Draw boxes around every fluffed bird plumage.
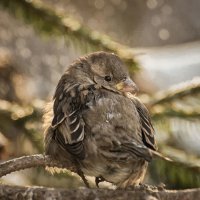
[43,51,167,188]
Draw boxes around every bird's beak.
[115,77,139,95]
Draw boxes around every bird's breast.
[82,91,141,142]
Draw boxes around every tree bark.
[0,184,200,200]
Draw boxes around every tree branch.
[0,154,74,178]
[1,153,200,190]
[152,107,200,119]
[0,184,200,200]
[149,77,200,106]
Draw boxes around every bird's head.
[69,51,138,95]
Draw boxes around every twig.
[0,154,74,177]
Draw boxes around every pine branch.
[0,99,43,152]
[159,146,200,173]
[152,107,200,120]
[150,156,200,189]
[0,100,42,123]
[149,78,200,106]
[0,0,139,72]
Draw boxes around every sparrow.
[43,51,159,188]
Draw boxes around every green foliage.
[0,0,139,72]
[149,158,200,189]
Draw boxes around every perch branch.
[0,184,200,200]
[1,153,200,187]
[0,154,74,178]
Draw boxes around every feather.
[132,98,157,151]
[50,75,96,160]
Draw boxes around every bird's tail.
[150,149,172,162]
[118,142,172,162]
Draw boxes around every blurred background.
[0,0,200,189]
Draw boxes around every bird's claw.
[95,176,105,188]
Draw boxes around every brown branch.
[0,184,200,200]
[0,155,200,199]
[0,154,74,178]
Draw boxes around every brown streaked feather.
[110,141,153,162]
[120,142,152,162]
[50,75,96,160]
[132,98,157,151]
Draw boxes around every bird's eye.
[104,75,112,82]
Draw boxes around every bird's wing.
[108,98,158,161]
[117,98,169,162]
[131,98,157,151]
[51,74,95,160]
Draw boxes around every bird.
[43,51,162,188]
